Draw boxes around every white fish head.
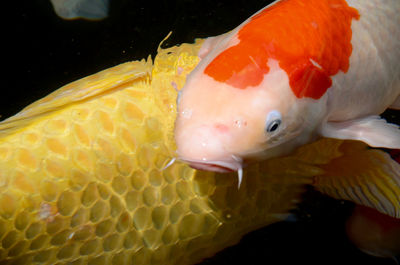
[174,59,316,173]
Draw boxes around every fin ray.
[0,59,151,136]
[313,142,400,218]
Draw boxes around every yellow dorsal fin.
[0,58,152,136]
[313,140,400,218]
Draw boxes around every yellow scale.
[0,40,398,264]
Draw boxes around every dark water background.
[4,0,399,264]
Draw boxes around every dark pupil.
[269,121,279,132]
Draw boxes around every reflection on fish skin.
[50,0,109,20]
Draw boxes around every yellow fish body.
[0,41,309,264]
[0,39,399,264]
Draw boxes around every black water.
[5,1,399,264]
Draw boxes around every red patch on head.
[214,123,230,133]
[204,0,360,99]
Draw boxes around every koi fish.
[174,0,400,184]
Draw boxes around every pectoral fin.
[320,116,400,149]
[313,140,400,218]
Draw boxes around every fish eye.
[265,110,282,133]
[266,119,281,132]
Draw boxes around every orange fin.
[313,141,400,218]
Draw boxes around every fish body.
[175,0,400,173]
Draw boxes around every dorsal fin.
[0,58,152,136]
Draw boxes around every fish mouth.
[188,162,235,173]
[179,158,242,173]
[180,157,244,188]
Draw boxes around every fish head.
[174,58,313,173]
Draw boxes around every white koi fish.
[174,0,400,181]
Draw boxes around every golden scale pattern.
[0,41,306,265]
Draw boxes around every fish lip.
[179,159,241,173]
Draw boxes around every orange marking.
[204,0,360,99]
